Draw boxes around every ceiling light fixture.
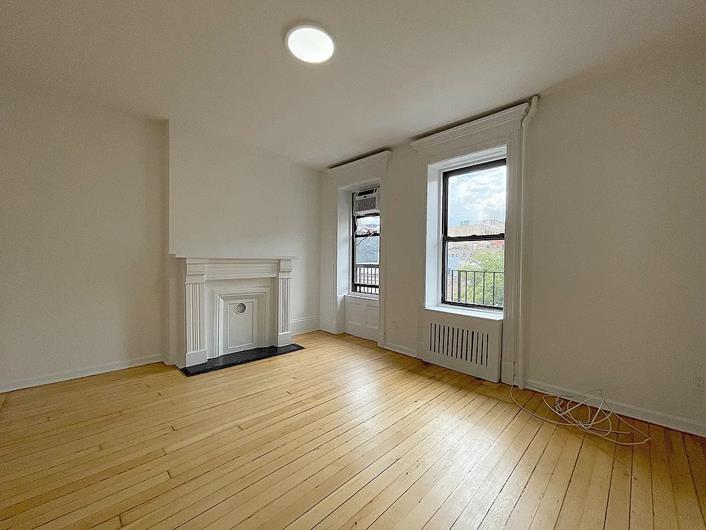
[285,24,335,64]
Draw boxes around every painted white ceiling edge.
[1,0,705,169]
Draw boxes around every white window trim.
[428,303,504,320]
[324,150,390,346]
[411,99,538,386]
[423,145,507,314]
[345,292,379,301]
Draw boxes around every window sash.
[441,158,506,309]
[351,206,380,295]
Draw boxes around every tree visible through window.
[442,159,506,309]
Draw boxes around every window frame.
[441,157,507,310]
[351,198,380,296]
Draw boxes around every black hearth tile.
[180,343,304,376]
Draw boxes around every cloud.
[447,166,506,224]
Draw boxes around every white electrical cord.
[510,385,650,446]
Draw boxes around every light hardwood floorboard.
[0,332,704,529]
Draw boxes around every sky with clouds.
[447,165,506,228]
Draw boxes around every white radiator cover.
[421,309,503,382]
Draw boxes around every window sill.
[425,304,503,321]
[346,293,379,301]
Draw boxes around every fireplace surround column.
[277,258,293,347]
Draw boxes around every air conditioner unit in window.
[353,187,379,216]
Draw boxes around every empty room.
[1,1,705,528]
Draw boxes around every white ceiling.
[2,1,704,168]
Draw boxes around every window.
[442,159,506,309]
[351,189,380,295]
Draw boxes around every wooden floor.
[1,333,705,529]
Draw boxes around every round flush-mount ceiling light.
[285,24,335,64]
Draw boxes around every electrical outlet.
[695,375,705,393]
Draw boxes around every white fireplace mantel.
[183,257,293,367]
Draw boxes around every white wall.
[523,42,706,433]
[168,123,320,334]
[318,174,338,333]
[378,144,427,353]
[320,38,706,434]
[0,86,168,391]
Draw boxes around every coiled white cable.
[510,385,650,446]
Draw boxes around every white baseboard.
[382,342,420,359]
[291,315,320,335]
[0,355,164,393]
[525,378,706,438]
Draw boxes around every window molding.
[323,150,390,346]
[411,99,537,386]
[417,144,509,316]
[410,104,531,161]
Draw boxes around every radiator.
[421,309,503,382]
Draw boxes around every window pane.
[354,235,379,265]
[446,163,506,237]
[355,215,380,236]
[352,211,380,295]
[353,235,379,294]
[445,240,504,308]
